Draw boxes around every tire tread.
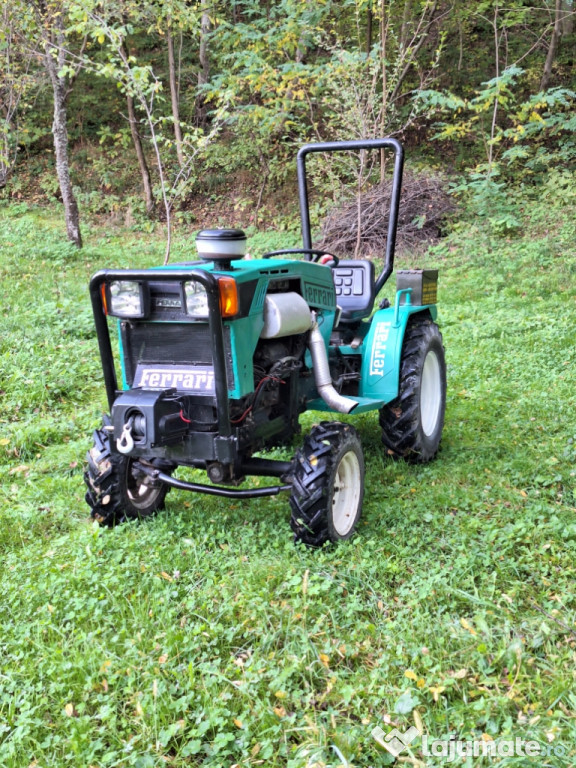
[84,419,172,525]
[289,421,364,547]
[379,316,446,463]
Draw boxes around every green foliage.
[419,68,576,181]
[501,88,576,173]
[3,0,575,245]
[201,1,333,189]
[1,186,576,765]
[448,175,522,235]
[0,3,46,182]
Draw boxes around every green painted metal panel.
[359,303,436,401]
[118,319,129,390]
[226,315,265,398]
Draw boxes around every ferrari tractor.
[85,139,446,546]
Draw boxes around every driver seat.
[332,260,375,323]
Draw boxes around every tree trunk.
[366,7,373,54]
[199,10,210,82]
[488,4,500,168]
[295,0,312,63]
[295,36,306,63]
[560,0,573,36]
[0,9,18,189]
[126,92,155,215]
[166,28,184,166]
[389,1,438,103]
[197,6,211,124]
[43,38,82,247]
[400,0,413,52]
[119,39,154,213]
[380,0,388,182]
[541,0,562,90]
[0,112,12,188]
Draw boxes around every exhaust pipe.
[308,316,358,414]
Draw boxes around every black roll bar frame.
[296,138,404,296]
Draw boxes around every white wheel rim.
[420,349,442,437]
[127,462,162,510]
[128,483,160,507]
[332,450,362,536]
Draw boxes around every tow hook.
[117,417,135,454]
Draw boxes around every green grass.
[1,196,576,767]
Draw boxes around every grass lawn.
[1,191,576,767]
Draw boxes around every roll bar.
[296,138,404,295]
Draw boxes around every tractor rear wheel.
[379,316,446,463]
[289,422,365,547]
[84,417,174,526]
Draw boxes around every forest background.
[1,0,575,252]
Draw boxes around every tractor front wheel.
[379,316,446,463]
[289,422,365,547]
[84,418,174,526]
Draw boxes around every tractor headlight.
[107,281,147,318]
[183,281,209,318]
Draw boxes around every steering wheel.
[261,248,339,266]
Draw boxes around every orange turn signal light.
[100,283,109,315]
[218,277,238,318]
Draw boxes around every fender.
[359,303,437,401]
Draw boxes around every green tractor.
[85,139,446,546]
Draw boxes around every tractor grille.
[121,321,234,388]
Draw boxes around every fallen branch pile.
[315,171,454,258]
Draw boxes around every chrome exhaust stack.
[308,315,358,414]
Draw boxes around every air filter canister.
[260,292,313,339]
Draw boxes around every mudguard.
[359,303,437,402]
